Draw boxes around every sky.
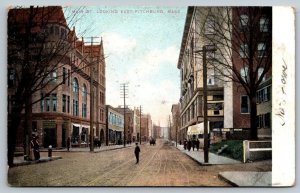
[64,6,187,126]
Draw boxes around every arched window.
[73,78,79,116]
[82,84,87,118]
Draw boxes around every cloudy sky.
[65,6,187,126]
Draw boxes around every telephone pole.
[120,83,128,147]
[195,45,216,163]
[85,36,100,152]
[139,105,142,145]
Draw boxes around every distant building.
[106,105,124,145]
[171,104,180,142]
[115,107,134,143]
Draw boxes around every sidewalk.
[175,143,241,165]
[12,143,136,167]
[40,143,135,153]
[218,171,272,186]
[173,142,272,186]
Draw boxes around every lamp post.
[195,45,216,163]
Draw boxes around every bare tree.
[7,6,104,167]
[193,7,272,139]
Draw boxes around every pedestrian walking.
[67,137,71,151]
[192,139,195,151]
[183,139,187,150]
[196,139,200,151]
[187,140,192,151]
[134,142,140,164]
[30,136,40,160]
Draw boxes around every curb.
[174,146,213,166]
[12,156,62,168]
[218,173,239,187]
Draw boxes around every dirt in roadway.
[7,140,271,187]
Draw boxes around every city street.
[7,139,270,187]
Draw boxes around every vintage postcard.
[5,4,295,188]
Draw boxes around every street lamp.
[195,45,216,163]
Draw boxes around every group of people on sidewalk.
[182,139,200,151]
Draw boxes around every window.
[241,96,250,113]
[82,84,87,118]
[207,67,215,86]
[240,44,249,58]
[67,69,71,86]
[46,96,50,112]
[73,78,79,116]
[62,67,66,84]
[257,113,271,128]
[257,86,271,103]
[52,94,57,112]
[100,109,104,122]
[258,67,265,81]
[240,67,249,82]
[62,95,66,112]
[257,43,266,57]
[52,71,57,82]
[260,17,269,32]
[73,78,79,93]
[67,96,70,113]
[239,14,249,30]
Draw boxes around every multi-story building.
[133,107,141,142]
[152,124,161,139]
[105,105,124,145]
[116,107,134,143]
[171,104,180,142]
[177,7,226,142]
[140,114,152,141]
[231,7,272,139]
[7,6,106,149]
[177,7,272,141]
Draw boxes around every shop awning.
[187,122,210,135]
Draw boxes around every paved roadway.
[8,139,231,186]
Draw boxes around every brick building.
[171,104,180,142]
[7,6,106,149]
[115,107,134,143]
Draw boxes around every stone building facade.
[177,7,272,141]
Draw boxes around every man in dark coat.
[67,137,71,151]
[134,143,141,164]
[30,136,40,160]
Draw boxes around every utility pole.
[86,36,100,152]
[203,46,208,163]
[169,115,171,141]
[120,83,128,147]
[139,105,142,145]
[195,45,216,163]
[176,111,178,147]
